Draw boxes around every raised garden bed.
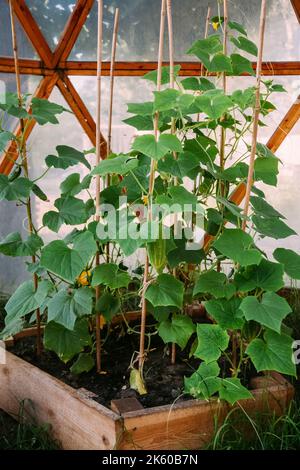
[0,331,294,450]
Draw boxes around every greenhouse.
[0,0,300,453]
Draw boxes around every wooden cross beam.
[0,0,106,176]
[291,0,300,22]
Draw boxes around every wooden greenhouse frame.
[0,0,299,450]
[0,0,300,181]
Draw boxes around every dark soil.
[9,321,257,410]
[10,328,200,409]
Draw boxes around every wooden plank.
[0,343,293,450]
[0,351,122,450]
[0,57,52,75]
[52,0,94,66]
[291,0,300,22]
[1,58,300,77]
[13,0,53,67]
[268,95,300,152]
[120,375,294,450]
[56,73,107,155]
[63,61,300,76]
[0,74,58,175]
[111,398,143,415]
[203,96,300,251]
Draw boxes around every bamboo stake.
[242,0,267,230]
[197,7,211,123]
[9,0,42,356]
[105,7,120,263]
[95,0,103,373]
[200,7,211,77]
[139,0,166,370]
[219,0,228,173]
[107,8,120,162]
[166,0,177,365]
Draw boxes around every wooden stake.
[95,0,103,373]
[107,8,120,160]
[200,7,211,77]
[242,0,267,230]
[9,0,42,356]
[220,0,228,173]
[139,0,166,370]
[105,8,119,263]
[167,0,177,365]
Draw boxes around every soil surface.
[9,321,256,410]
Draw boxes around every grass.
[206,401,300,450]
[0,402,59,450]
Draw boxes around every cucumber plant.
[0,18,299,404]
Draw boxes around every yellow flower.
[142,195,149,205]
[99,315,106,330]
[212,21,220,31]
[77,270,91,286]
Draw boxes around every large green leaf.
[231,87,255,111]
[92,154,138,176]
[40,232,97,282]
[60,173,91,196]
[214,229,262,266]
[153,89,194,113]
[96,292,120,322]
[47,287,93,330]
[240,292,291,333]
[209,53,233,73]
[194,90,232,120]
[184,361,221,399]
[167,238,205,269]
[0,175,32,201]
[142,65,181,85]
[156,185,197,212]
[0,131,15,152]
[158,314,195,350]
[127,101,154,115]
[4,280,52,324]
[273,248,300,280]
[44,318,91,363]
[123,114,154,131]
[145,274,184,308]
[42,211,64,232]
[70,353,95,375]
[205,298,244,329]
[31,98,67,125]
[219,378,253,404]
[253,215,296,239]
[54,196,90,225]
[194,324,229,363]
[193,270,236,300]
[91,263,131,289]
[231,54,254,75]
[235,259,284,292]
[132,134,182,160]
[46,145,91,170]
[250,196,284,219]
[187,35,222,67]
[0,232,43,257]
[228,21,247,36]
[254,155,279,186]
[230,36,258,56]
[246,329,296,376]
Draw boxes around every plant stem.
[139,0,166,371]
[9,0,42,355]
[95,0,103,373]
[242,0,267,230]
